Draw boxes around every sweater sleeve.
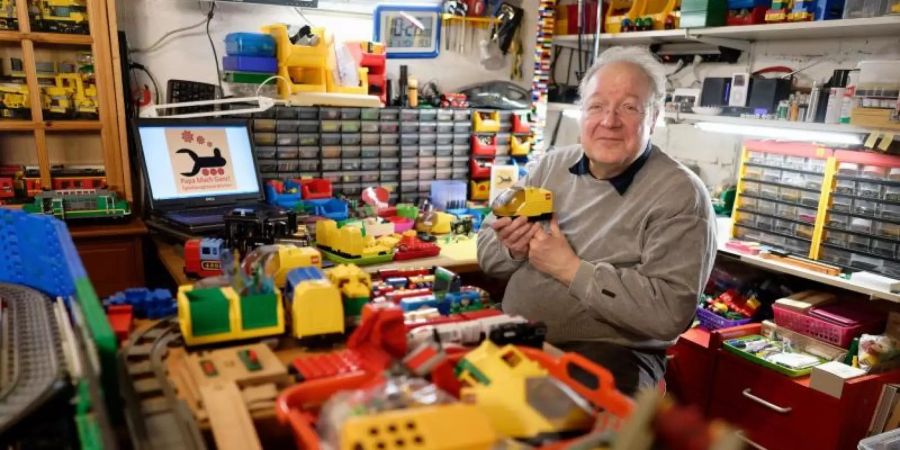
[567,212,717,342]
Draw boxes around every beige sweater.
[477,145,717,350]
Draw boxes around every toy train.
[0,0,17,30]
[23,188,130,221]
[31,0,89,34]
[491,186,554,221]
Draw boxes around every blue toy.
[104,287,176,319]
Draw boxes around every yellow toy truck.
[0,83,31,119]
[33,0,89,34]
[0,0,17,30]
[491,186,554,221]
[326,263,372,320]
[43,73,98,118]
[285,266,344,340]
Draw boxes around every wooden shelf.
[43,120,103,131]
[0,30,92,45]
[0,120,37,131]
[553,16,900,48]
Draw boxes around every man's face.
[579,62,659,170]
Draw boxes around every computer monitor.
[134,119,263,210]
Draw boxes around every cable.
[205,2,223,98]
[293,7,314,26]
[128,17,208,54]
[255,75,291,98]
[130,63,160,105]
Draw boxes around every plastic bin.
[756,199,776,215]
[278,160,299,172]
[858,181,883,199]
[340,108,361,120]
[361,121,379,133]
[872,238,896,257]
[360,170,379,183]
[380,109,399,121]
[419,145,436,157]
[380,145,399,158]
[419,157,436,169]
[341,146,361,158]
[435,156,453,168]
[342,134,361,145]
[380,171,398,182]
[277,147,299,160]
[420,134,437,145]
[832,196,852,213]
[361,134,380,145]
[400,134,419,145]
[850,252,885,271]
[850,217,874,233]
[828,212,849,229]
[882,204,900,220]
[321,145,341,158]
[400,108,419,122]
[855,199,879,216]
[361,159,380,171]
[381,134,399,145]
[276,120,299,133]
[277,134,299,146]
[341,121,361,133]
[320,107,341,120]
[321,159,341,171]
[848,235,871,252]
[342,158,362,171]
[381,157,399,170]
[697,307,752,331]
[737,212,756,226]
[800,191,820,207]
[760,184,779,199]
[254,119,276,131]
[876,221,900,238]
[776,203,798,219]
[795,224,814,239]
[436,122,454,133]
[225,32,276,57]
[401,145,418,158]
[258,159,277,172]
[773,303,884,348]
[255,133,277,146]
[798,207,817,224]
[256,146,276,159]
[299,160,319,172]
[380,121,399,133]
[361,146,379,158]
[835,179,856,195]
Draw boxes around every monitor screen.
[137,123,261,203]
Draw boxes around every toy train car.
[32,0,89,34]
[315,219,391,260]
[183,238,227,278]
[491,186,553,221]
[23,188,130,221]
[51,175,106,190]
[0,177,14,198]
[285,266,344,339]
[176,285,285,346]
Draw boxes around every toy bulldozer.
[491,186,553,221]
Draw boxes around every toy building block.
[184,238,227,278]
[106,304,134,344]
[510,135,532,156]
[301,178,333,199]
[104,287,176,319]
[286,266,345,339]
[176,285,285,346]
[471,134,497,157]
[200,382,263,450]
[680,0,728,27]
[470,180,491,201]
[394,233,441,261]
[340,404,498,450]
[326,263,372,319]
[267,246,322,288]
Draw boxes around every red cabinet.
[666,327,714,411]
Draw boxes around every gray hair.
[578,46,667,109]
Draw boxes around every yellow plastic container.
[510,135,532,156]
[642,0,681,29]
[262,23,329,96]
[473,110,501,133]
[605,0,643,33]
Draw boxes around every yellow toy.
[0,0,17,30]
[456,341,594,439]
[0,83,30,119]
[605,0,641,33]
[326,263,371,318]
[43,73,98,118]
[339,404,498,450]
[176,285,285,346]
[491,186,554,221]
[316,220,392,259]
[34,0,89,34]
[470,180,490,201]
[416,211,454,235]
[265,245,321,288]
[286,266,344,339]
[473,110,500,133]
[510,135,532,156]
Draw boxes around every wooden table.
[153,235,480,287]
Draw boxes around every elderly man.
[477,47,717,396]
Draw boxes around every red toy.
[106,304,134,344]
[377,267,430,279]
[301,178,333,200]
[440,93,468,108]
[512,113,531,134]
[0,177,14,198]
[52,176,106,190]
[183,238,227,278]
[393,234,440,261]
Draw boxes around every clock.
[373,4,442,59]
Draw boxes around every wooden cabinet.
[70,218,147,298]
[665,327,714,411]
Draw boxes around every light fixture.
[694,121,863,146]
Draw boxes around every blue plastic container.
[222,55,278,74]
[225,32,276,57]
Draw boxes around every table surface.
[154,235,480,287]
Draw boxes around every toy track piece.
[0,283,67,435]
[119,318,206,450]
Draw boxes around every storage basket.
[697,307,752,330]
[772,303,881,348]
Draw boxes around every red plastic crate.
[773,303,883,348]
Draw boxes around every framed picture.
[373,4,442,59]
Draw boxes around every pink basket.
[697,307,752,330]
[772,304,883,348]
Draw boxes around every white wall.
[118,0,537,100]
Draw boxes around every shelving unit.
[664,112,871,134]
[0,0,130,201]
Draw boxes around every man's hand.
[529,215,580,285]
[492,215,542,260]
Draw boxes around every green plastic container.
[723,334,824,377]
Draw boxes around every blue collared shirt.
[567,144,652,195]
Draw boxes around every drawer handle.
[742,388,792,414]
[736,430,768,450]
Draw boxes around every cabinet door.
[75,237,144,298]
[708,351,841,450]
[666,338,713,411]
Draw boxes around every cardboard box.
[810,361,867,399]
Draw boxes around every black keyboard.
[167,79,218,114]
[169,206,236,218]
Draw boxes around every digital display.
[374,5,441,59]
[386,15,436,49]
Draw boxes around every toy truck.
[0,83,31,119]
[23,188,131,220]
[285,266,344,340]
[491,186,553,221]
[176,285,285,346]
[32,0,89,34]
[42,73,98,118]
[0,0,17,30]
[325,263,372,321]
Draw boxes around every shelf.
[830,210,900,226]
[665,112,871,134]
[0,30,92,45]
[824,225,900,245]
[742,177,821,193]
[734,222,813,244]
[835,174,900,188]
[0,120,36,131]
[744,162,824,177]
[740,192,817,209]
[555,29,686,48]
[43,120,103,131]
[832,192,900,208]
[736,208,815,226]
[821,242,900,264]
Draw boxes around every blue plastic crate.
[222,55,277,74]
[225,32,276,57]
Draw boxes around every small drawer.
[380,171,398,182]
[419,109,437,121]
[857,182,882,199]
[763,233,786,247]
[452,133,469,145]
[341,108,361,120]
[419,122,438,133]
[296,120,318,133]
[795,224,814,239]
[436,133,454,145]
[435,156,453,168]
[343,183,363,195]
[451,167,468,179]
[433,168,451,180]
[321,171,341,183]
[380,145,399,158]
[419,170,436,182]
[277,147,299,159]
[452,144,469,156]
[872,238,896,258]
[784,237,810,254]
[419,181,434,192]
[821,247,852,266]
[780,171,803,187]
[855,199,879,216]
[454,122,472,133]
[381,157,399,170]
[760,184,778,199]
[254,119,276,131]
[320,133,341,146]
[837,162,860,176]
[258,159,277,172]
[419,134,437,145]
[806,158,826,173]
[496,133,511,145]
[831,196,852,213]
[361,133,380,145]
[401,145,418,158]
[744,166,763,180]
[835,179,856,195]
[779,187,801,203]
[891,168,900,182]
[381,134,400,145]
[828,212,849,229]
[361,121,379,133]
[276,120,300,132]
[419,145,436,157]
[400,134,419,145]
[736,212,756,226]
[437,109,454,122]
[299,160,319,172]
[451,157,468,168]
[803,174,823,190]
[747,151,766,163]
[275,106,296,119]
[495,144,510,156]
[848,235,871,252]
[341,120,361,133]
[320,107,341,120]
[861,165,888,179]
[400,184,417,194]
[739,196,757,209]
[453,109,471,122]
[401,159,418,169]
[361,159,380,171]
[849,217,874,233]
[361,146,380,158]
[401,168,418,181]
[419,157,436,169]
[277,134,300,146]
[762,168,781,182]
[825,230,848,246]
[783,156,805,170]
[400,122,419,133]
[278,160,300,172]
[850,253,884,272]
[886,261,900,278]
[342,133,361,145]
[797,207,817,224]
[321,145,341,158]
[342,158,362,171]
[774,219,794,234]
[342,146,362,158]
[342,172,361,183]
[380,121,399,133]
[764,152,784,166]
[734,225,762,242]
[436,122,454,133]
[254,107,276,119]
[254,132,277,145]
[776,203,798,219]
[435,145,453,157]
[360,170,379,183]
[361,108,380,121]
[380,109,400,121]
[800,191,819,207]
[296,107,318,119]
[756,216,774,231]
[742,181,759,195]
[882,204,900,220]
[885,187,900,202]
[321,159,341,171]
[256,146,276,159]
[876,221,900,239]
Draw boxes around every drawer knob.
[742,388,792,414]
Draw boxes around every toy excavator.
[491,186,554,221]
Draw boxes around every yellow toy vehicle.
[325,263,371,319]
[43,73,98,118]
[286,266,344,340]
[33,0,89,34]
[0,0,17,30]
[265,245,321,288]
[0,83,31,119]
[491,186,554,221]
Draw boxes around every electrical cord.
[294,7,314,26]
[128,17,208,54]
[130,63,160,105]
[205,2,223,98]
[255,75,291,98]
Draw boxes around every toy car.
[491,186,553,221]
